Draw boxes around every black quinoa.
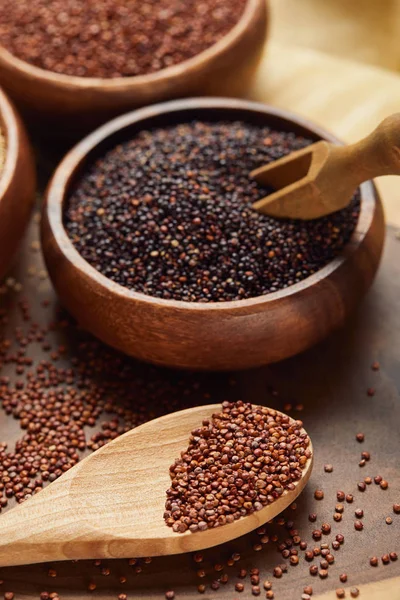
[65,121,360,302]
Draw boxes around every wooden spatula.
[252,114,400,219]
[0,404,313,567]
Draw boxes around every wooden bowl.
[0,87,36,280]
[41,98,385,371]
[0,0,268,134]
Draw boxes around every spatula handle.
[347,113,400,181]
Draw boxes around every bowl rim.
[45,96,377,313]
[0,0,263,89]
[0,87,19,200]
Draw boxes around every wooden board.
[0,210,399,597]
[271,0,400,72]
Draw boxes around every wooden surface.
[0,0,267,133]
[272,0,400,72]
[1,208,400,597]
[0,404,312,566]
[247,42,400,227]
[253,114,400,219]
[41,98,384,371]
[0,87,36,279]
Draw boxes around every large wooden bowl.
[41,98,385,371]
[0,0,268,134]
[0,87,36,280]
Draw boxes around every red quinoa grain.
[0,0,247,78]
[165,401,311,533]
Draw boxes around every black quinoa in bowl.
[64,120,360,303]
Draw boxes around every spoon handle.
[0,469,84,567]
[339,113,400,183]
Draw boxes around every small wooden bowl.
[0,0,268,134]
[0,87,36,280]
[41,98,385,371]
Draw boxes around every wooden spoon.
[0,404,313,567]
[252,113,400,219]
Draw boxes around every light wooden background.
[245,0,400,226]
[247,4,400,596]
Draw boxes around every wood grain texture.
[315,576,400,599]
[0,0,268,134]
[0,87,36,280]
[0,404,312,567]
[41,98,385,371]
[0,216,400,598]
[252,114,400,219]
[271,0,400,72]
[246,42,400,227]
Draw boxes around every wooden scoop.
[252,113,400,219]
[0,404,313,567]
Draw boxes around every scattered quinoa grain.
[336,534,345,544]
[303,586,313,595]
[235,583,245,592]
[319,569,328,579]
[263,581,272,591]
[309,513,317,522]
[321,523,331,534]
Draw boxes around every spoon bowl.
[0,404,313,566]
